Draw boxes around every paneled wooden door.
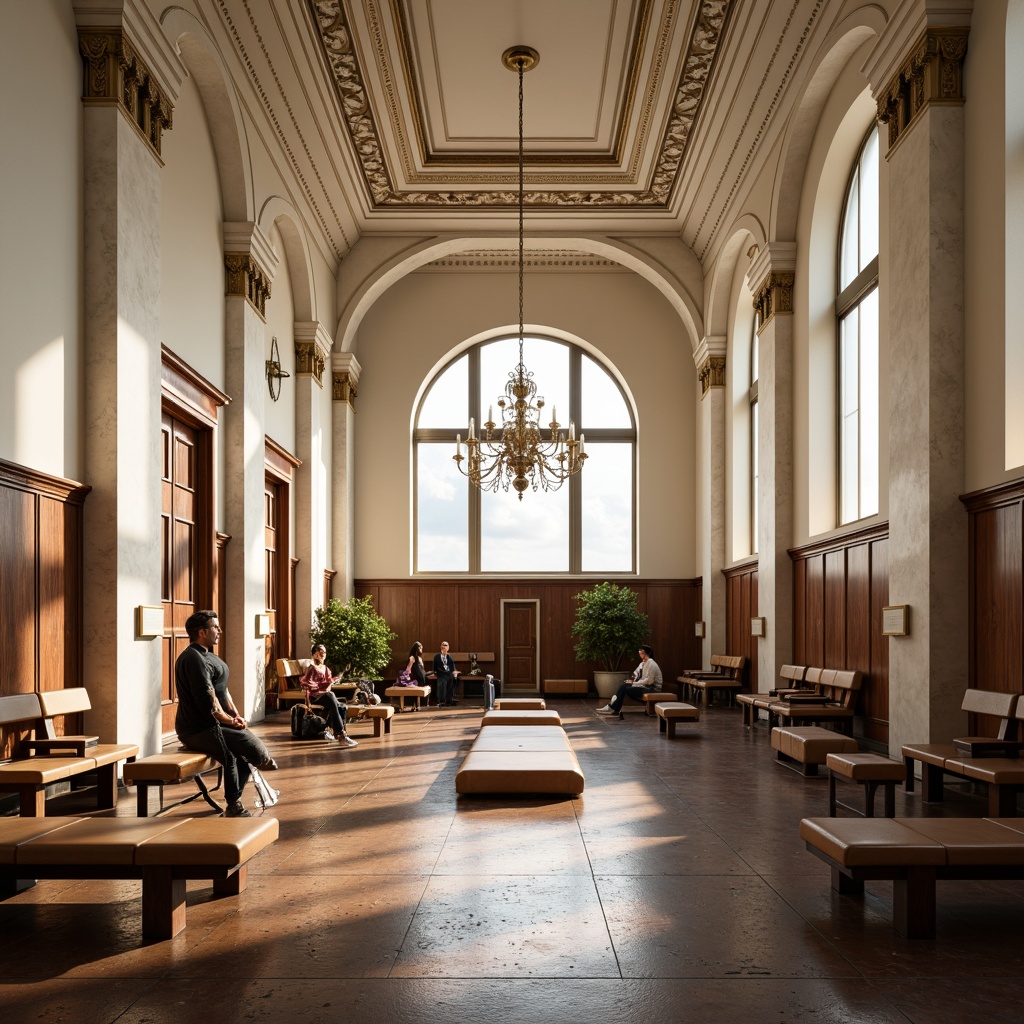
[264,474,290,683]
[160,413,212,735]
[503,601,538,692]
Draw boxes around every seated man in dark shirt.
[175,609,277,817]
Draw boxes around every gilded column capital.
[331,352,361,409]
[698,356,727,396]
[752,273,794,332]
[876,27,969,152]
[295,341,328,388]
[224,254,271,320]
[78,27,173,157]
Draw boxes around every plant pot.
[594,671,624,699]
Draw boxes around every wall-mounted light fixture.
[266,336,290,401]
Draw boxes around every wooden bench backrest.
[724,655,746,680]
[779,665,807,685]
[0,692,44,727]
[803,667,823,687]
[818,669,863,709]
[36,688,91,717]
[962,689,1020,740]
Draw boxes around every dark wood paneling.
[355,578,702,687]
[0,459,89,757]
[723,562,758,692]
[962,480,1024,699]
[790,522,890,745]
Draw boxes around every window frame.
[749,312,759,555]
[412,334,637,575]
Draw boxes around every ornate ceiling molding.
[307,0,734,210]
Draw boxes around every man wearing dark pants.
[596,645,663,716]
[175,610,277,817]
[433,641,460,707]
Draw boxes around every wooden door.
[503,601,537,692]
[161,413,207,735]
[264,477,281,680]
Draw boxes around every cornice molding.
[307,0,735,210]
[876,27,969,153]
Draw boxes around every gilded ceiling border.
[307,0,734,210]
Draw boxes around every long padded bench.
[0,690,138,816]
[903,691,1023,814]
[456,724,584,796]
[0,815,279,939]
[480,709,561,727]
[801,815,1024,938]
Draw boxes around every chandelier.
[453,46,586,500]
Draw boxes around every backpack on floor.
[290,703,327,740]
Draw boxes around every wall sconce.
[694,621,706,638]
[266,336,290,401]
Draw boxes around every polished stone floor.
[2,699,1023,1024]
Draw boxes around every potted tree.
[571,582,651,698]
[309,596,396,682]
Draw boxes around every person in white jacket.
[596,645,663,715]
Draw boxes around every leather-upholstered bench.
[0,815,279,940]
[655,701,700,738]
[493,698,546,710]
[347,703,395,736]
[456,725,584,796]
[480,709,561,727]
[123,751,223,817]
[771,725,858,775]
[640,685,678,716]
[826,752,906,817]
[801,815,1024,938]
[384,685,431,711]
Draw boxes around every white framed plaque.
[882,605,909,636]
[751,616,765,637]
[136,605,163,638]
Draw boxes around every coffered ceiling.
[207,1,837,262]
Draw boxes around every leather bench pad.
[135,817,279,866]
[480,710,561,727]
[825,753,906,781]
[0,757,95,785]
[0,818,81,863]
[14,818,183,866]
[471,726,572,752]
[456,750,584,795]
[800,817,946,867]
[123,753,216,784]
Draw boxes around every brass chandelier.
[453,46,586,500]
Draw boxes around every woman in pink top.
[300,645,358,747]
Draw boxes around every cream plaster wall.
[0,0,83,478]
[264,221,297,459]
[726,257,756,564]
[351,267,697,579]
[964,0,1021,485]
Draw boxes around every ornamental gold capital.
[224,253,271,319]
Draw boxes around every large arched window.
[414,335,636,574]
[749,312,759,554]
[837,127,880,525]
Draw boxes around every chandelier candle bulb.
[469,418,475,440]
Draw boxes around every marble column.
[293,322,332,653]
[747,244,797,690]
[77,2,182,754]
[867,13,972,753]
[694,338,727,671]
[222,222,278,721]
[331,353,361,599]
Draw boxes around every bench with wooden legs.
[736,664,811,727]
[826,752,907,817]
[903,691,1023,813]
[274,658,357,709]
[384,685,431,711]
[655,701,700,738]
[346,703,395,736]
[0,815,278,940]
[123,750,225,817]
[0,690,138,816]
[801,815,1024,938]
[766,669,863,736]
[677,655,747,707]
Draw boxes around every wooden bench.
[655,701,700,738]
[480,710,561,727]
[801,815,1024,938]
[770,725,858,775]
[456,725,585,796]
[122,750,224,817]
[0,690,139,816]
[736,664,810,727]
[766,669,863,735]
[903,691,1022,813]
[826,752,907,817]
[0,815,278,939]
[346,703,395,736]
[494,698,546,710]
[384,685,431,711]
[677,655,746,707]
[640,680,679,716]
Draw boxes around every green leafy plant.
[309,596,396,680]
[571,582,650,672]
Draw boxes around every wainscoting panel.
[723,562,758,693]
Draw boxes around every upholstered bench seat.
[384,685,431,711]
[493,698,546,710]
[771,726,858,775]
[480,710,561,727]
[471,725,570,751]
[456,724,584,796]
[346,703,395,736]
[801,815,1024,938]
[826,752,906,817]
[654,702,700,738]
[0,815,279,939]
[641,691,677,716]
[123,751,222,817]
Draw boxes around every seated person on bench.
[175,610,278,818]
[301,644,358,747]
[597,645,663,716]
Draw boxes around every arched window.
[414,335,636,574]
[749,312,759,554]
[837,127,880,525]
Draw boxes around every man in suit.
[433,641,460,707]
